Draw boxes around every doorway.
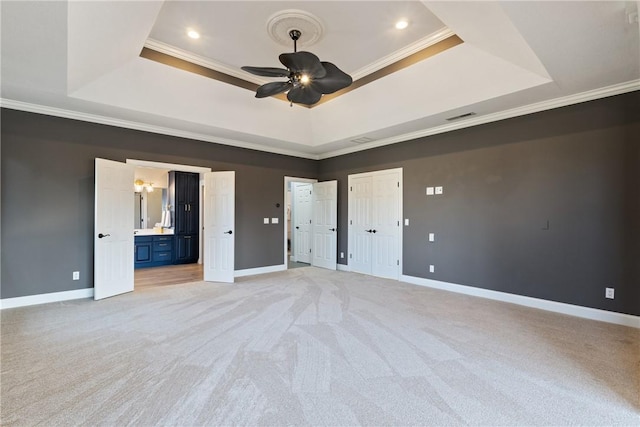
[283,176,338,271]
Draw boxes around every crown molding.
[144,38,266,85]
[318,79,640,159]
[0,99,320,160]
[2,80,638,162]
[351,27,455,81]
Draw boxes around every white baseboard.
[0,288,94,310]
[400,275,640,329]
[235,264,286,278]
[337,264,350,272]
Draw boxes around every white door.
[292,182,312,263]
[348,168,402,279]
[371,171,401,279]
[204,171,235,283]
[94,158,134,300]
[311,180,337,270]
[349,175,372,275]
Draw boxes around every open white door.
[204,171,235,283]
[311,181,337,270]
[292,182,312,263]
[94,158,134,300]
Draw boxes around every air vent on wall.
[351,136,376,144]
[446,112,476,121]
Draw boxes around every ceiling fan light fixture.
[187,29,200,39]
[241,28,352,106]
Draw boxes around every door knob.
[372,229,377,233]
[224,230,233,234]
[295,226,300,229]
[330,228,336,232]
[98,233,110,239]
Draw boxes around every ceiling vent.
[351,137,376,144]
[446,112,476,121]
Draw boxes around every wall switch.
[435,186,443,195]
[271,217,279,224]
[263,218,269,224]
[605,287,615,299]
[429,265,435,273]
[428,233,435,242]
[404,219,409,226]
[73,271,80,281]
[340,252,345,259]
[426,187,435,196]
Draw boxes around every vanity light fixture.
[134,179,154,192]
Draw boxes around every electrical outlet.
[429,265,435,273]
[73,271,80,281]
[428,233,435,242]
[605,287,615,299]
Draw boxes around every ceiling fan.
[241,29,352,106]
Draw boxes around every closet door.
[371,171,401,279]
[348,168,402,279]
[311,180,338,270]
[348,175,372,274]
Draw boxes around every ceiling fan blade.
[255,81,293,98]
[311,62,353,94]
[287,86,322,105]
[279,52,326,78]
[241,66,290,78]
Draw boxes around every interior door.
[204,171,235,283]
[371,171,401,279]
[292,182,312,263]
[94,158,134,300]
[311,180,338,270]
[348,175,372,274]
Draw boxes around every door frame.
[283,176,317,268]
[126,159,212,267]
[347,167,403,279]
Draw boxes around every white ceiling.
[1,1,639,160]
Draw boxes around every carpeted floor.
[1,267,638,425]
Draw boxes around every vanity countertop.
[134,228,174,236]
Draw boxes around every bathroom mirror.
[134,188,167,229]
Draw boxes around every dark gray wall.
[1,109,317,299]
[319,92,640,316]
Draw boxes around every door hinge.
[350,220,352,225]
[309,219,312,224]
[397,182,400,188]
[350,253,352,259]
[350,186,353,191]
[397,260,399,266]
[397,220,399,226]
[309,249,312,253]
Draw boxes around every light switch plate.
[72,271,80,281]
[429,265,435,273]
[605,287,615,299]
[340,252,345,259]
[271,217,279,224]
[426,187,435,196]
[404,219,409,226]
[429,233,435,242]
[263,218,269,224]
[435,186,443,195]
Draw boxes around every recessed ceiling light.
[395,20,409,30]
[187,29,200,39]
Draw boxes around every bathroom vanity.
[134,229,175,268]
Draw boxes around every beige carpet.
[1,267,638,426]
